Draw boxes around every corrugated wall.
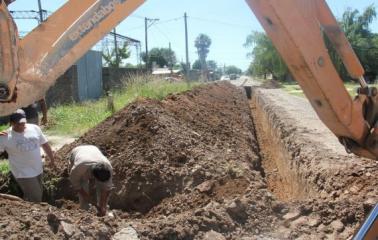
[76,51,103,102]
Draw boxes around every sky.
[7,0,378,71]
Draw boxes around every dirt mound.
[0,198,128,239]
[0,81,375,239]
[46,81,279,239]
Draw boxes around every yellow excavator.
[0,0,377,237]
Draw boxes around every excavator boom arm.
[0,0,145,115]
[246,0,378,159]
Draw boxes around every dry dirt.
[0,81,376,240]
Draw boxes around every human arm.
[41,142,56,169]
[97,190,111,216]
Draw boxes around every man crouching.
[69,145,113,216]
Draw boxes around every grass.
[281,82,375,97]
[45,75,200,136]
[0,125,8,132]
[281,83,305,97]
[0,124,9,175]
[0,160,9,175]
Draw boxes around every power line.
[153,24,170,41]
[189,16,252,29]
[129,15,145,19]
[126,24,146,31]
[124,16,183,32]
[155,16,183,25]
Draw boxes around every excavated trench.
[0,84,323,210]
[0,82,375,239]
[51,84,323,212]
[247,86,319,202]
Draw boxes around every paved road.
[227,75,261,87]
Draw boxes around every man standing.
[69,145,113,216]
[0,109,55,202]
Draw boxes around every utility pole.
[184,12,190,78]
[37,0,43,22]
[144,17,159,70]
[145,17,148,69]
[169,42,173,73]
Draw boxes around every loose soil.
[0,81,376,239]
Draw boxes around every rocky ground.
[0,81,376,239]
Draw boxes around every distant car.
[229,74,237,80]
[220,75,230,81]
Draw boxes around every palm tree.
[194,34,212,80]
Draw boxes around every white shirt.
[70,145,113,191]
[0,124,47,178]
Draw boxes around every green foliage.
[207,60,217,71]
[193,59,218,71]
[125,63,136,68]
[102,42,131,68]
[192,60,222,80]
[225,65,242,75]
[0,160,9,175]
[141,48,176,68]
[245,6,378,83]
[0,125,8,131]
[179,62,189,73]
[45,76,201,136]
[282,82,374,98]
[194,34,212,71]
[192,60,201,70]
[330,5,378,81]
[244,31,289,81]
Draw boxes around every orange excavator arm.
[0,0,145,115]
[0,0,377,159]
[245,0,378,159]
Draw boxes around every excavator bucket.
[0,0,18,101]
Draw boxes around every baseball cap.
[4,0,15,5]
[10,109,27,123]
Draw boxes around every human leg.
[16,174,43,202]
[78,180,90,210]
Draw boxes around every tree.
[207,60,217,71]
[244,31,289,80]
[193,59,217,71]
[102,42,131,68]
[141,47,176,68]
[244,6,378,83]
[194,34,212,75]
[225,65,242,75]
[179,62,189,73]
[125,63,136,68]
[192,59,201,70]
[330,5,378,82]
